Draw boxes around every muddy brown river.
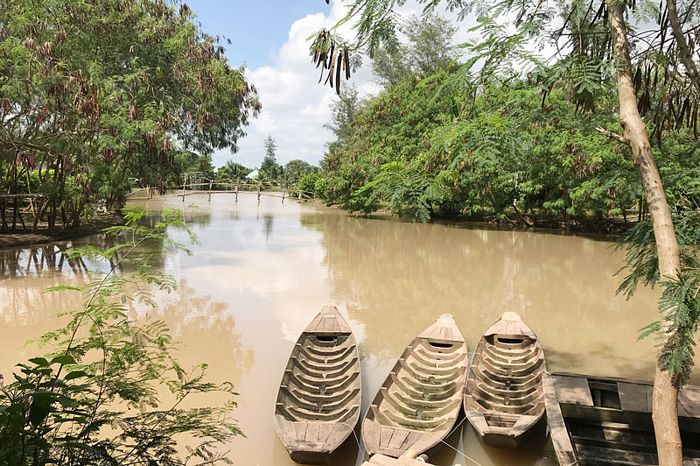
[1,193,691,466]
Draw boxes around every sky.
[185,0,379,169]
[185,1,479,169]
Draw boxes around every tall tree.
[324,85,360,145]
[284,160,317,185]
[260,135,281,181]
[0,0,260,228]
[372,14,457,86]
[311,1,700,462]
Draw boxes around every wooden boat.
[361,454,435,466]
[463,312,546,448]
[274,305,362,464]
[544,372,700,465]
[362,314,468,458]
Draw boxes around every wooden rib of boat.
[361,454,436,466]
[274,305,362,464]
[362,314,469,458]
[463,312,546,448]
[544,372,700,465]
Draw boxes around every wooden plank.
[379,426,395,448]
[679,386,700,418]
[387,429,410,450]
[361,454,437,466]
[304,305,351,334]
[555,374,593,406]
[543,374,578,466]
[619,382,652,413]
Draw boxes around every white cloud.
[216,1,477,170]
[213,3,380,169]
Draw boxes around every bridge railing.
[128,178,316,203]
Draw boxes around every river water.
[0,193,688,466]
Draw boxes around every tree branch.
[595,126,628,144]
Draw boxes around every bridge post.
[234,182,239,203]
[181,175,187,202]
[257,183,261,204]
[281,187,285,204]
[208,179,213,202]
[298,191,302,200]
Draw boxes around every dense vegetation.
[175,135,319,193]
[0,0,260,230]
[311,0,699,462]
[314,16,700,230]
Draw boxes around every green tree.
[284,160,317,185]
[259,136,281,181]
[216,161,252,181]
[372,14,457,86]
[312,1,700,460]
[0,0,260,228]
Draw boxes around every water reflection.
[300,212,671,382]
[132,279,254,390]
[2,193,694,466]
[263,214,274,241]
[0,243,90,277]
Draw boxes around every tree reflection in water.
[299,212,682,384]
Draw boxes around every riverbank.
[0,212,123,250]
[314,199,634,238]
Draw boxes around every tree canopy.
[0,0,260,229]
[259,135,282,181]
[311,0,700,461]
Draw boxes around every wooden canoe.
[362,314,468,458]
[544,372,700,465]
[274,305,362,464]
[361,454,436,466]
[463,312,546,448]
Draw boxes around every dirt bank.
[0,213,123,250]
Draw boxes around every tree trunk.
[608,3,683,464]
[667,0,700,95]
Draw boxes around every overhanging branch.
[596,126,628,144]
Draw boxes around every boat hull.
[464,312,546,448]
[362,314,469,458]
[544,372,700,465]
[274,305,362,464]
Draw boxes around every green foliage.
[0,209,240,465]
[216,161,252,181]
[259,136,282,182]
[0,0,260,227]
[656,274,700,387]
[315,64,645,227]
[618,211,700,387]
[372,14,457,86]
[283,160,318,187]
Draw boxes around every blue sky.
[181,1,446,169]
[186,1,329,70]
[184,0,352,168]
